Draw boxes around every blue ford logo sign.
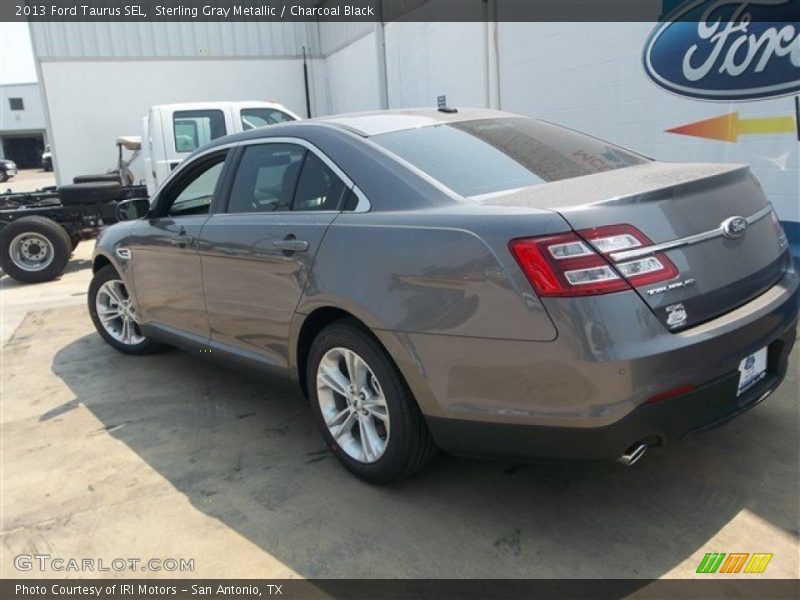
[643,0,800,101]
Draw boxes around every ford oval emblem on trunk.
[721,216,748,238]
[643,0,800,101]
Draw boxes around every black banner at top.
[1,0,799,22]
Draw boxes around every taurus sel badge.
[666,303,688,328]
[721,216,747,239]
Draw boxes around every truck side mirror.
[116,197,151,221]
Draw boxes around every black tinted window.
[372,117,648,197]
[173,110,226,153]
[293,153,349,212]
[228,144,306,213]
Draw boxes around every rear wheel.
[307,320,437,483]
[88,265,161,355]
[0,216,72,283]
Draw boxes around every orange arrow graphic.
[667,112,797,142]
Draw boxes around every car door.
[130,149,230,344]
[199,139,354,373]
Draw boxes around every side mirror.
[116,197,151,221]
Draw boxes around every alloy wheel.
[316,347,390,463]
[95,279,145,346]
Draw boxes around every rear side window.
[173,110,226,153]
[292,152,350,212]
[372,117,648,197]
[241,108,295,130]
[227,144,307,213]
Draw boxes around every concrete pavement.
[0,253,798,580]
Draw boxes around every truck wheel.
[0,216,72,283]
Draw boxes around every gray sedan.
[89,109,799,483]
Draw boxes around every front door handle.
[272,237,309,253]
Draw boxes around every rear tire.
[0,216,72,283]
[307,319,438,484]
[88,265,162,355]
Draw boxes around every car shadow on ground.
[51,332,799,579]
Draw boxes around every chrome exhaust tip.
[617,442,648,467]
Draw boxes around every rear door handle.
[272,238,309,253]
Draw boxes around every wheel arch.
[93,253,113,273]
[291,304,440,418]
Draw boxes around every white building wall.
[324,31,381,114]
[0,82,46,132]
[384,22,487,109]
[40,59,309,184]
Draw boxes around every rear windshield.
[371,117,648,197]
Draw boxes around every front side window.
[9,98,23,111]
[163,153,227,217]
[371,117,648,197]
[227,143,350,213]
[173,110,226,153]
[241,108,295,130]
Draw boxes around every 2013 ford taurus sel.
[89,109,799,483]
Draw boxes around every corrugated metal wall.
[0,83,46,132]
[30,21,319,59]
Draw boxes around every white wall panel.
[41,59,308,184]
[324,32,380,114]
[384,22,487,109]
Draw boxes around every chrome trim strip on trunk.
[608,205,773,262]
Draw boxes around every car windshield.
[371,117,649,197]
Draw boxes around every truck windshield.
[371,117,648,197]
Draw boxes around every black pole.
[303,46,312,119]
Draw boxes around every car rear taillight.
[509,224,678,298]
[509,233,630,297]
[577,224,678,287]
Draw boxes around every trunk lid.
[481,162,790,330]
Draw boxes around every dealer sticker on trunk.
[737,347,767,396]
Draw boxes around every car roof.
[315,108,521,136]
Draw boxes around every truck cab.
[136,101,300,195]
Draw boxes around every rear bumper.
[426,319,796,461]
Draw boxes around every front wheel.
[308,320,437,484]
[88,265,161,355]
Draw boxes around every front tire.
[88,265,161,355]
[308,320,437,484]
